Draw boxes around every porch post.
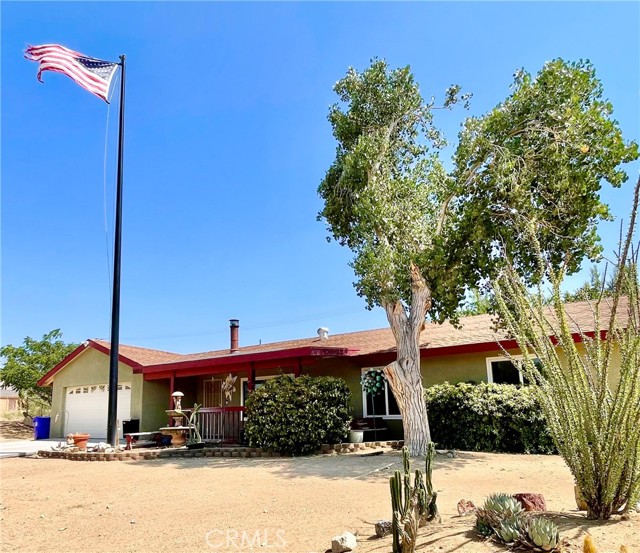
[169,372,175,426]
[294,359,302,378]
[248,363,255,392]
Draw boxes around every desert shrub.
[424,382,556,453]
[244,375,351,455]
[492,180,640,518]
[475,493,562,551]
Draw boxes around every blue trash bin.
[33,416,51,440]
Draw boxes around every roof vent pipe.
[317,327,329,340]
[229,319,240,353]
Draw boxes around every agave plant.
[476,492,525,535]
[475,519,493,538]
[523,517,560,552]
[496,515,522,544]
[484,493,525,517]
[474,493,562,552]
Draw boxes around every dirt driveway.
[1,451,637,553]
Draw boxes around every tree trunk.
[383,263,432,456]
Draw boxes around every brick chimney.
[229,319,239,353]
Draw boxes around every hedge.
[425,382,556,454]
[244,375,351,455]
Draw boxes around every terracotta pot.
[72,433,90,450]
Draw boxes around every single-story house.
[0,384,20,414]
[37,298,621,440]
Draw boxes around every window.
[361,368,401,418]
[486,356,540,385]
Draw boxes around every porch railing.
[196,406,244,444]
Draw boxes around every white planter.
[349,430,364,443]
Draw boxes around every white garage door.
[65,383,131,439]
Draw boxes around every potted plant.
[69,433,90,450]
[349,419,364,443]
[185,403,205,449]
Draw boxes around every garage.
[64,383,131,438]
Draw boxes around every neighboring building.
[0,385,20,414]
[37,299,620,440]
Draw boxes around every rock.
[514,493,546,512]
[374,520,392,537]
[456,499,476,516]
[331,531,357,552]
[436,449,457,458]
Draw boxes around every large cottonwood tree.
[318,59,638,455]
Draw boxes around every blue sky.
[2,2,639,354]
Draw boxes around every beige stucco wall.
[558,342,622,387]
[48,338,623,440]
[300,349,521,421]
[141,380,170,432]
[49,347,143,438]
[304,359,364,416]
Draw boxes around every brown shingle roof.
[162,314,502,365]
[41,296,626,379]
[144,296,629,367]
[91,339,186,366]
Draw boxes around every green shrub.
[244,375,351,455]
[425,382,556,453]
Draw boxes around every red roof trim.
[37,339,142,387]
[39,325,602,386]
[142,346,356,375]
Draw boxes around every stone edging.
[36,440,405,462]
[320,440,404,454]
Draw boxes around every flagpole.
[107,55,126,447]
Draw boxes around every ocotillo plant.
[390,444,439,553]
[493,177,640,519]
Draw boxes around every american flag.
[25,44,119,103]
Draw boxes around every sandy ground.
[0,421,34,441]
[1,450,638,553]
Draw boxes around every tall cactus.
[390,445,439,553]
[423,442,439,524]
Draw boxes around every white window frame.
[486,355,536,384]
[361,368,402,420]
